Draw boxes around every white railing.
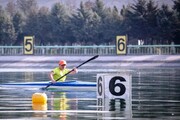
[0,45,179,55]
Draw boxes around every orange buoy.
[32,93,47,104]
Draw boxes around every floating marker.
[32,103,47,111]
[32,93,47,104]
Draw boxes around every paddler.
[49,60,78,83]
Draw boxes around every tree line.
[0,0,180,46]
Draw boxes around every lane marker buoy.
[32,92,47,104]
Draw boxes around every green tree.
[173,0,180,44]
[50,3,70,45]
[12,12,24,45]
[120,5,132,36]
[102,6,123,44]
[36,7,51,45]
[91,0,108,44]
[145,0,158,41]
[92,0,106,20]
[22,11,39,44]
[0,6,16,45]
[173,0,180,19]
[156,4,175,44]
[124,0,159,44]
[22,7,51,45]
[16,0,40,45]
[69,2,100,44]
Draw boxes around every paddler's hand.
[51,79,56,83]
[71,67,78,74]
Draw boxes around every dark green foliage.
[173,0,180,44]
[0,6,16,45]
[0,0,179,45]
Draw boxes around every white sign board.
[97,73,132,119]
[97,73,132,99]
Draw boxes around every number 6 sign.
[116,35,127,55]
[97,73,132,99]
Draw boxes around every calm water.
[0,67,180,120]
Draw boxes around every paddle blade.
[40,87,47,91]
[40,83,52,91]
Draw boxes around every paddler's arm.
[49,71,56,83]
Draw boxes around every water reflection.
[97,98,132,119]
[50,92,69,119]
[0,67,180,119]
[132,68,180,119]
[32,103,47,118]
[25,72,34,82]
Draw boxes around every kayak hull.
[0,80,96,91]
[0,80,96,86]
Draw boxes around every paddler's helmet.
[59,60,67,66]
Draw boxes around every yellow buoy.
[32,103,47,111]
[32,93,47,104]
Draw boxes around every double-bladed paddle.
[41,55,99,90]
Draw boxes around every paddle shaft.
[43,55,99,90]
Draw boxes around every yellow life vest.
[52,67,69,82]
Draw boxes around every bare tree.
[5,1,17,17]
[16,0,39,17]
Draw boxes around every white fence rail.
[0,45,179,55]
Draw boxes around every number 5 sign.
[24,36,34,55]
[116,35,127,55]
[97,73,132,99]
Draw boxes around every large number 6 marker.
[109,76,126,96]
